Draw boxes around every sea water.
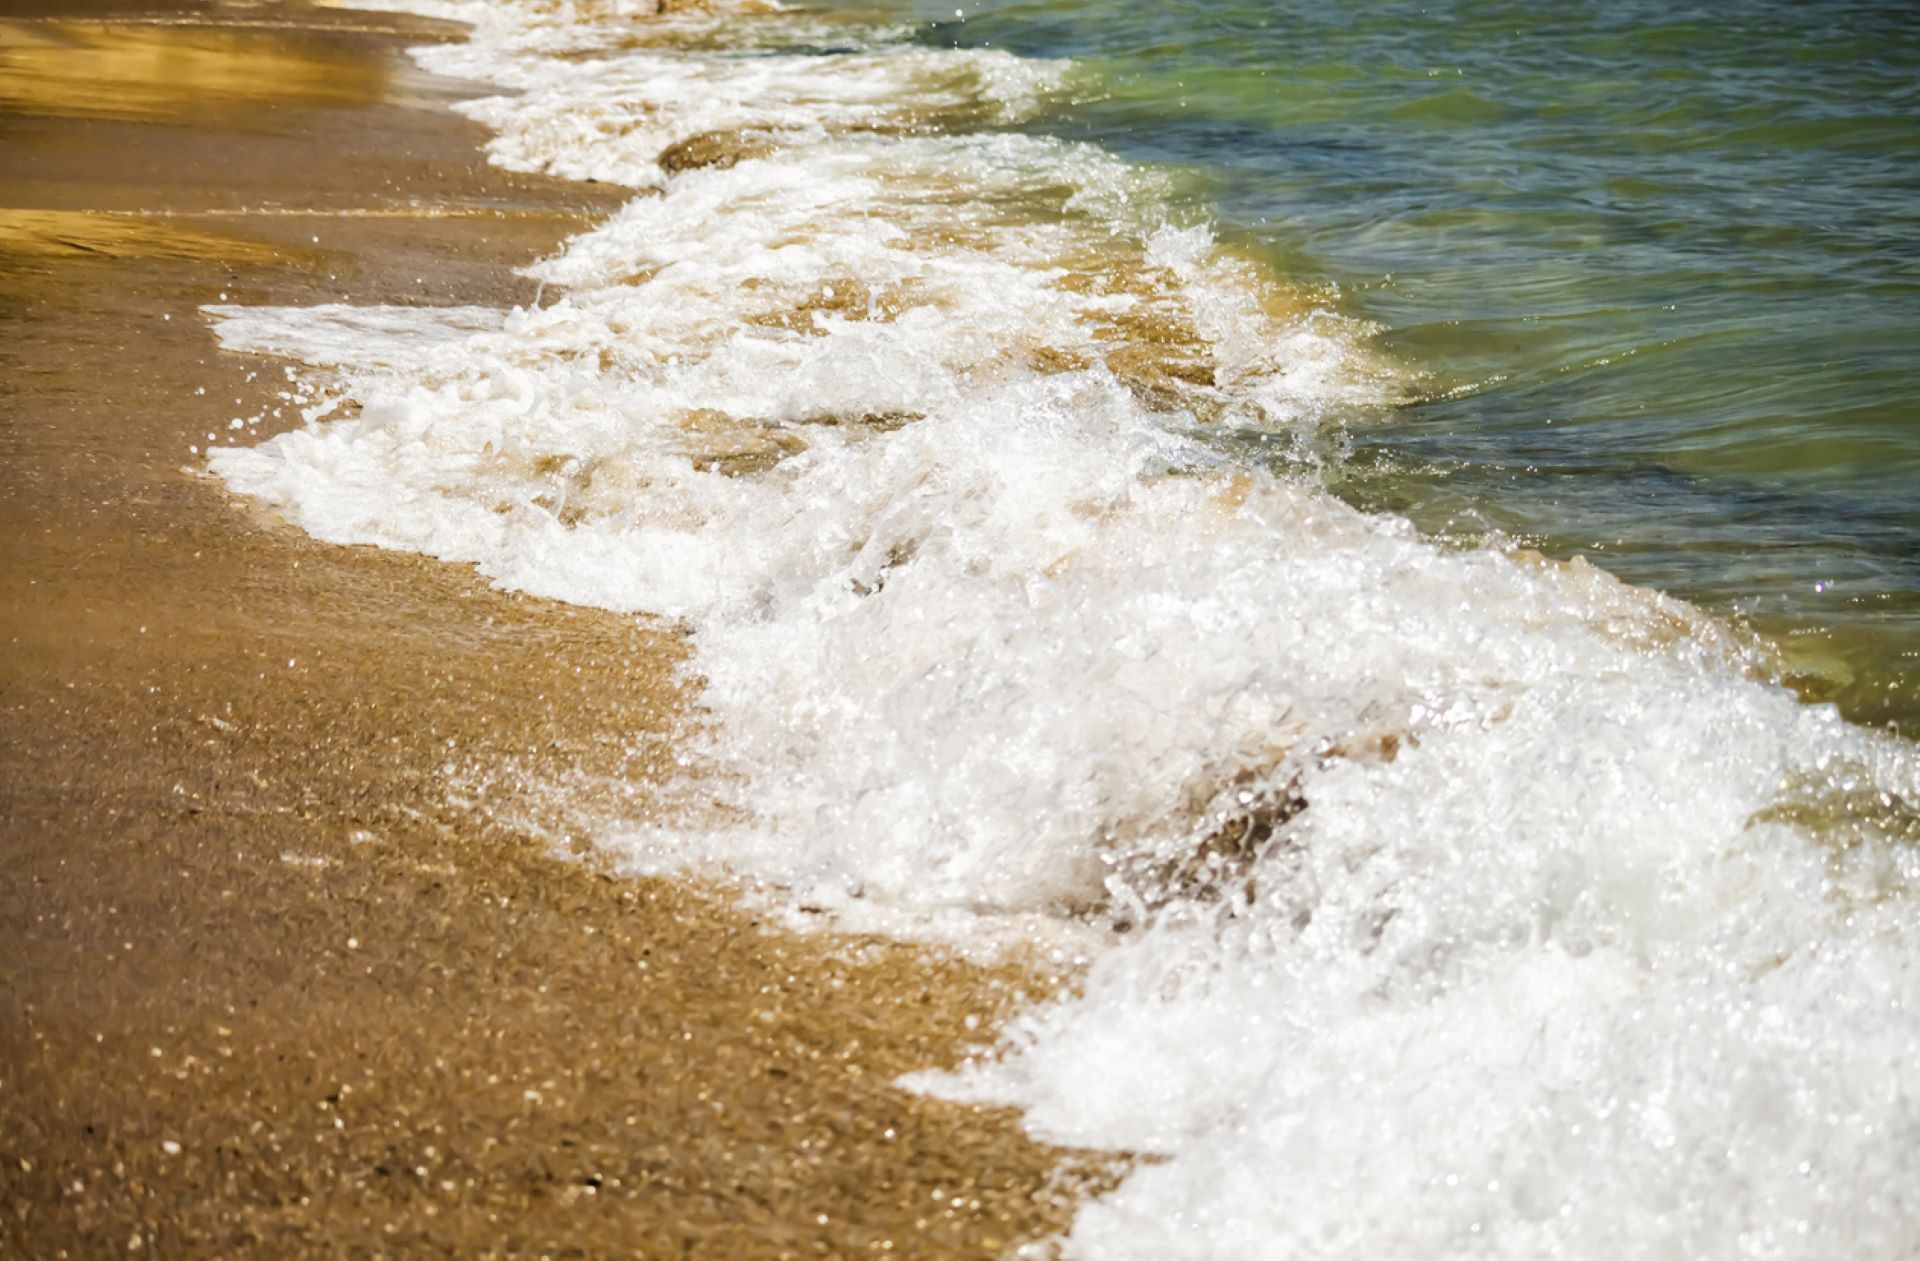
[207,0,1920,1255]
[915,0,1920,726]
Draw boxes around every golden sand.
[0,4,1113,1254]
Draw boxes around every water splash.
[209,1,1920,1255]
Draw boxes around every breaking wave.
[209,1,1920,1255]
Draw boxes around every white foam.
[359,0,1068,188]
[209,1,1920,1255]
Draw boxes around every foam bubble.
[210,1,1920,1255]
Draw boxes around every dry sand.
[0,3,1111,1254]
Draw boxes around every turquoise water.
[871,0,1920,724]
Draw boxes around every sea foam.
[209,0,1920,1255]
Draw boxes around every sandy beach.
[13,0,1918,1254]
[0,3,1103,1254]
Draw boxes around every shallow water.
[893,0,1920,724]
[206,0,1920,1256]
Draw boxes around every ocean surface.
[208,0,1920,1256]
[897,0,1920,727]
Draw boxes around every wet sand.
[0,3,1107,1254]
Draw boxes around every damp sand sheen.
[9,0,1920,1258]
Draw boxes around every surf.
[207,1,1920,1255]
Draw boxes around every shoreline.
[0,4,1106,1254]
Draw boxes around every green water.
[871,0,1920,724]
